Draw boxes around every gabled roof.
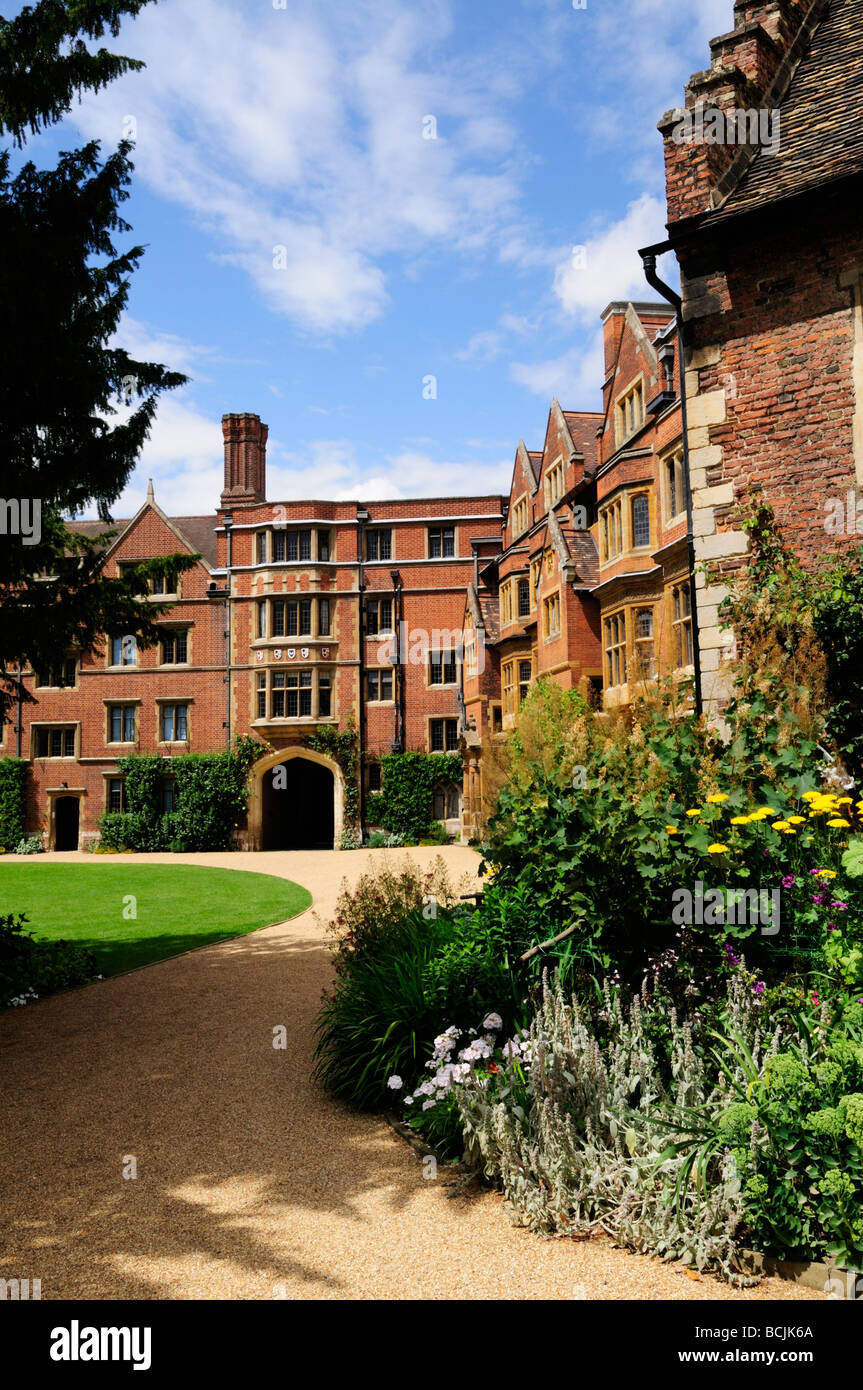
[68,497,217,570]
[704,0,863,224]
[465,581,500,644]
[510,439,541,497]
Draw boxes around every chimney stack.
[221,413,267,504]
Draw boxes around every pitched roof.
[708,0,863,223]
[67,513,218,566]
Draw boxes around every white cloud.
[552,193,677,321]
[71,0,525,335]
[509,326,605,404]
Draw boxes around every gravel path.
[0,846,822,1301]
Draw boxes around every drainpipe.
[15,659,22,757]
[356,506,370,837]
[223,511,234,749]
[640,251,703,718]
[390,568,403,753]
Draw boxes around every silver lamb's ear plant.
[454,969,758,1284]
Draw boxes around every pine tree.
[0,1,196,721]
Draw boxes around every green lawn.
[0,863,312,977]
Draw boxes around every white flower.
[483,1012,503,1031]
[387,1074,403,1090]
[421,1099,436,1111]
[404,1096,413,1106]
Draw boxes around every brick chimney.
[659,0,823,225]
[221,413,267,504]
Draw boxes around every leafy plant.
[0,757,28,850]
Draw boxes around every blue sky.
[7,0,732,515]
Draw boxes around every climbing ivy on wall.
[303,717,360,828]
[367,751,463,841]
[98,737,266,852]
[0,758,28,850]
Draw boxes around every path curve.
[0,847,820,1301]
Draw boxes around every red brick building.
[461,300,695,836]
[649,0,863,712]
[4,415,503,850]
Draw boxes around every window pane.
[177,706,187,740]
[445,721,458,751]
[429,530,441,558]
[319,598,330,636]
[272,531,285,562]
[257,532,267,564]
[286,533,298,562]
[123,707,135,741]
[430,720,444,751]
[299,530,311,561]
[379,530,391,560]
[272,602,285,637]
[300,599,311,633]
[381,669,393,701]
[632,496,650,547]
[318,531,330,562]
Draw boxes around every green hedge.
[97,738,263,852]
[0,758,28,851]
[367,751,462,841]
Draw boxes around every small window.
[257,600,267,639]
[491,705,503,733]
[368,762,382,793]
[318,530,331,562]
[318,597,331,637]
[160,630,188,664]
[272,531,286,562]
[665,450,686,520]
[256,532,267,564]
[109,704,136,743]
[518,659,532,703]
[160,704,188,742]
[37,658,77,689]
[430,718,459,752]
[429,650,457,685]
[318,671,332,717]
[107,778,126,812]
[631,495,650,548]
[34,726,75,758]
[543,593,561,638]
[517,579,530,618]
[110,635,137,667]
[365,597,393,635]
[366,529,392,561]
[433,782,460,820]
[428,526,455,559]
[367,669,393,702]
[672,584,694,667]
[605,614,627,687]
[634,607,655,679]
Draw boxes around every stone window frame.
[542,588,561,640]
[104,698,140,745]
[614,374,646,447]
[428,716,459,753]
[662,442,687,524]
[254,667,334,723]
[31,721,79,760]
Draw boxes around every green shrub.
[13,834,44,855]
[368,751,462,842]
[0,911,97,1006]
[0,758,28,851]
[96,740,264,852]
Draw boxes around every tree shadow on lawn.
[0,931,432,1300]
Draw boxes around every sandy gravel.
[0,846,823,1301]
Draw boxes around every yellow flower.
[706,793,728,803]
[771,821,791,831]
[827,819,851,829]
[801,790,819,801]
[686,809,701,817]
[815,869,837,879]
[787,816,806,825]
[837,797,853,805]
[759,808,778,816]
[707,843,729,854]
[781,828,797,835]
[665,826,679,835]
[730,815,751,825]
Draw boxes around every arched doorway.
[261,756,336,849]
[54,796,80,851]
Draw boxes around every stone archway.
[247,747,344,850]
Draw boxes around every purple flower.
[811,894,825,904]
[763,849,772,857]
[831,901,848,912]
[781,875,795,888]
[753,981,765,996]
